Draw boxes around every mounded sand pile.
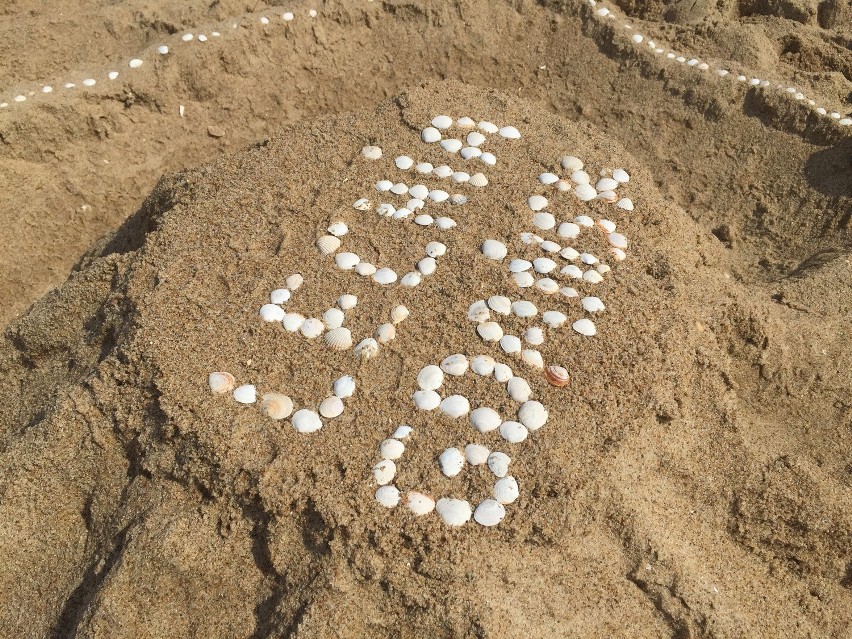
[1,80,849,637]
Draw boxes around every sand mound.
[1,80,849,637]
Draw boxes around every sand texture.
[0,1,850,638]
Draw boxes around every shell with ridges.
[209,372,235,394]
[544,366,570,387]
[324,327,353,350]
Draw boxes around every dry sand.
[0,0,850,637]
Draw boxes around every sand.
[0,1,850,637]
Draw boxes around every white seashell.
[470,407,502,433]
[328,221,348,237]
[487,452,511,478]
[539,172,559,185]
[395,155,414,170]
[480,152,497,166]
[557,179,571,191]
[375,323,396,344]
[477,322,504,342]
[608,232,628,249]
[376,203,395,217]
[422,127,441,143]
[571,169,590,185]
[260,393,293,420]
[439,448,465,477]
[580,252,599,265]
[513,272,535,288]
[390,183,408,195]
[560,286,579,298]
[481,240,507,261]
[581,296,605,312]
[471,355,496,376]
[416,162,434,174]
[450,193,468,205]
[468,173,488,187]
[355,338,379,360]
[441,354,469,376]
[436,498,472,526]
[528,195,548,211]
[616,198,634,211]
[493,363,513,383]
[451,171,470,184]
[335,252,360,270]
[282,313,305,332]
[373,459,396,485]
[561,155,583,171]
[323,308,345,329]
[542,310,567,328]
[487,295,512,315]
[460,147,482,160]
[511,300,538,317]
[300,318,324,339]
[539,240,561,253]
[597,190,617,203]
[391,305,410,324]
[355,262,377,276]
[428,190,450,203]
[507,377,531,402]
[525,327,545,345]
[376,180,393,192]
[611,247,627,261]
[372,268,398,285]
[409,184,429,199]
[338,294,357,310]
[361,145,382,160]
[533,212,556,230]
[433,165,453,178]
[478,120,498,133]
[499,421,528,443]
[613,168,630,183]
[572,318,597,336]
[535,278,560,295]
[408,198,425,210]
[209,372,236,394]
[333,375,356,398]
[432,114,453,129]
[596,177,619,191]
[521,349,544,369]
[575,184,598,201]
[583,270,604,283]
[440,395,471,418]
[518,400,548,431]
[468,300,491,323]
[532,257,556,274]
[509,259,532,273]
[375,485,400,508]
[270,289,291,304]
[260,304,285,322]
[393,208,413,220]
[292,409,323,433]
[319,396,344,418]
[324,327,353,350]
[354,198,371,211]
[494,476,519,504]
[441,139,463,153]
[418,365,444,391]
[407,491,436,515]
[413,389,441,410]
[562,264,583,279]
[393,425,413,439]
[474,500,506,527]
[435,217,457,229]
[417,257,437,276]
[414,214,433,226]
[557,222,580,239]
[498,125,521,139]
[465,443,490,465]
[457,116,476,128]
[597,219,616,233]
[425,241,447,258]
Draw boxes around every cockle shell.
[581,297,605,312]
[335,252,360,270]
[477,322,504,342]
[557,222,580,239]
[380,438,405,460]
[319,396,344,418]
[535,278,560,295]
[507,377,532,402]
[488,295,512,315]
[518,401,548,430]
[327,221,348,237]
[440,395,471,418]
[233,384,256,404]
[482,238,507,259]
[422,127,441,143]
[498,125,521,139]
[513,272,535,288]
[561,155,584,171]
[500,335,522,354]
[509,259,532,273]
[493,363,513,383]
[512,300,538,317]
[441,139,463,153]
[416,162,434,174]
[500,420,529,443]
[355,338,379,360]
[575,215,594,227]
[333,375,356,398]
[375,323,396,344]
[209,372,235,394]
[560,247,580,260]
[562,264,583,279]
[338,294,357,310]
[572,318,597,336]
[575,184,598,201]
[468,300,491,323]
[608,232,628,249]
[282,313,305,332]
[465,444,490,465]
[544,366,570,387]
[373,459,396,485]
[539,240,561,253]
[260,304,285,322]
[391,305,410,324]
[432,114,453,129]
[460,147,482,160]
[528,195,548,211]
[542,311,567,328]
[260,393,293,419]
[469,173,488,187]
[480,152,497,166]
[317,235,341,255]
[494,476,519,504]
[323,307,345,329]
[521,349,544,369]
[361,145,382,160]
[487,452,511,478]
[441,354,469,376]
[571,169,590,185]
[375,485,400,508]
[467,131,486,146]
[407,491,436,516]
[474,500,506,527]
[301,318,324,339]
[617,198,634,211]
[457,116,476,128]
[413,389,441,410]
[596,177,619,191]
[324,327,353,350]
[471,355,496,376]
[470,407,502,433]
[439,448,465,477]
[436,498,472,526]
[292,409,323,433]
[270,289,291,304]
[409,184,429,199]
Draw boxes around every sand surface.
[0,1,850,637]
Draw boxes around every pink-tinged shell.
[208,372,235,394]
[544,366,570,387]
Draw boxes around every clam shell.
[376,485,400,508]
[435,217,457,229]
[441,354,469,376]
[539,240,561,253]
[561,155,584,171]
[597,219,617,233]
[542,311,567,328]
[433,165,453,178]
[327,221,348,237]
[471,355,496,376]
[572,318,597,336]
[539,172,559,185]
[477,322,504,342]
[487,295,512,315]
[561,286,579,298]
[373,459,396,485]
[429,189,450,203]
[418,365,444,391]
[353,198,371,211]
[393,425,413,439]
[544,365,570,388]
[409,184,429,199]
[335,252,360,270]
[581,296,605,312]
[473,499,506,527]
[457,116,476,128]
[596,177,619,191]
[375,323,396,344]
[562,264,583,279]
[468,173,488,187]
[395,155,414,170]
[324,327,353,350]
[426,241,447,258]
[317,235,341,255]
[451,171,470,183]
[338,294,357,310]
[518,400,548,430]
[560,247,580,260]
[521,349,544,369]
[260,304,285,322]
[500,335,522,354]
[450,193,468,205]
[421,127,441,143]
[580,252,599,265]
[407,491,436,516]
[487,452,511,478]
[292,409,323,433]
[467,131,486,146]
[323,308,345,329]
[511,300,538,317]
[557,222,580,239]
[524,327,544,345]
[468,300,491,323]
[533,213,556,230]
[380,439,405,460]
[575,215,594,227]
[436,498,472,526]
[391,305,410,324]
[470,407,502,433]
[509,259,532,273]
[465,444,490,465]
[333,375,356,398]
[479,152,497,166]
[408,198,425,210]
[376,180,393,192]
[441,139,463,153]
[535,278,560,295]
[401,272,421,287]
[478,120,498,133]
[376,203,395,217]
[413,389,441,410]
[209,372,236,394]
[584,270,604,283]
[440,395,470,418]
[282,313,305,332]
[233,384,256,404]
[611,247,627,261]
[460,147,482,160]
[498,126,521,139]
[416,162,434,174]
[513,272,535,288]
[507,377,531,402]
[528,195,548,211]
[319,395,344,418]
[361,145,382,160]
[432,115,453,129]
[390,183,408,195]
[300,318,324,339]
[493,363,513,383]
[261,392,294,420]
[372,268,398,285]
[494,476,519,504]
[575,184,598,201]
[417,257,437,276]
[608,232,628,249]
[270,289,291,304]
[355,338,379,360]
[439,448,465,477]
[571,169,590,185]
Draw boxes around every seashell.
[521,349,544,369]
[355,262,377,276]
[393,425,413,439]
[513,272,535,288]
[380,438,405,460]
[451,171,470,184]
[292,409,323,434]
[596,177,619,191]
[465,444,490,465]
[471,355,496,376]
[319,396,344,418]
[524,327,545,345]
[500,335,522,354]
[408,198,425,210]
[407,491,436,515]
[425,242,447,258]
[392,208,410,220]
[428,190,450,203]
[487,295,512,315]
[355,338,379,360]
[611,247,627,262]
[511,300,538,317]
[608,232,628,249]
[417,257,437,276]
[282,312,305,332]
[335,252,360,270]
[300,318,324,339]
[260,304,285,322]
[327,221,348,237]
[480,152,497,166]
[556,179,572,192]
[432,114,453,129]
[539,172,559,185]
[460,147,482,160]
[422,127,441,143]
[523,233,542,245]
[596,219,617,234]
[441,354,469,376]
[616,198,634,211]
[581,297,605,312]
[572,318,597,336]
[542,311,567,328]
[209,372,235,394]
[575,184,597,201]
[518,400,548,430]
[532,257,556,274]
[470,407,502,433]
[416,162,434,174]
[450,193,468,205]
[468,301,490,323]
[540,240,561,253]
[544,366,570,388]
[468,173,488,187]
[354,197,371,211]
[562,264,583,279]
[535,278,560,295]
[323,308,345,329]
[507,377,531,402]
[439,448,465,477]
[440,395,470,418]
[509,259,532,273]
[533,212,556,230]
[333,375,355,398]
[376,485,400,508]
[457,116,476,128]
[487,452,511,478]
[561,286,579,298]
[583,270,604,284]
[376,180,393,192]
[390,183,408,195]
[477,322,504,342]
[499,421,528,443]
[557,222,580,239]
[414,214,434,226]
[373,459,396,485]
[435,217,457,229]
[494,476,519,504]
[433,165,453,178]
[377,203,395,217]
[560,247,580,261]
[612,168,630,183]
[481,240,507,261]
[493,363,513,383]
[317,235,340,255]
[286,274,304,290]
[561,155,584,171]
[324,327,353,350]
[580,252,599,265]
[467,131,486,146]
[375,323,396,344]
[436,498,472,527]
[478,120,498,133]
[338,294,357,310]
[441,139,463,153]
[361,145,382,160]
[571,169,590,185]
[373,268,398,285]
[417,364,444,390]
[474,499,506,527]
[498,125,521,139]
[270,289,291,304]
[528,195,548,211]
[409,184,429,199]
[395,155,414,170]
[413,389,441,411]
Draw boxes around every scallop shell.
[507,377,531,402]
[375,323,396,344]
[524,327,545,345]
[333,375,356,398]
[493,363,513,383]
[375,485,400,508]
[487,452,511,478]
[521,349,544,369]
[518,400,548,431]
[391,305,410,324]
[544,366,570,388]
[292,409,323,433]
[413,389,441,410]
[324,327,353,350]
[300,318,324,339]
[319,396,344,418]
[380,439,405,460]
[465,444,490,465]
[468,300,491,323]
[617,198,634,211]
[440,354,469,376]
[282,313,305,332]
[477,322,504,342]
[355,338,379,360]
[439,394,471,418]
[233,384,257,404]
[494,476,519,504]
[260,304,285,322]
[417,365,444,391]
[471,355,496,376]
[260,393,293,420]
[407,491,436,516]
[436,498,472,526]
[439,448,465,477]
[468,173,489,187]
[373,459,396,485]
[528,195,548,211]
[209,372,236,394]
[327,221,348,237]
[470,407,502,433]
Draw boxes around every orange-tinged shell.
[208,371,235,394]
[544,365,570,388]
